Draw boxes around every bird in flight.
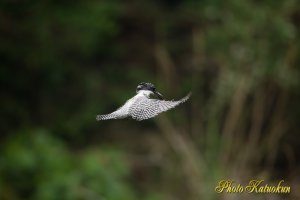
[96,82,191,121]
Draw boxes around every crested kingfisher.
[96,82,191,121]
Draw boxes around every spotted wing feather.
[96,102,130,120]
[129,93,191,121]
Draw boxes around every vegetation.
[1,0,299,199]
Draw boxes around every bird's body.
[96,82,191,121]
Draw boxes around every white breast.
[136,90,153,98]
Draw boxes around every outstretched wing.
[96,102,130,121]
[129,93,191,121]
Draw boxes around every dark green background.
[1,0,300,199]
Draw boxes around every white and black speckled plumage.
[129,93,191,121]
[96,83,191,121]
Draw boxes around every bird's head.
[136,82,164,99]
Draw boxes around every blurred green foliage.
[0,0,300,200]
[0,130,137,200]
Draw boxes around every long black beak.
[154,91,164,100]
